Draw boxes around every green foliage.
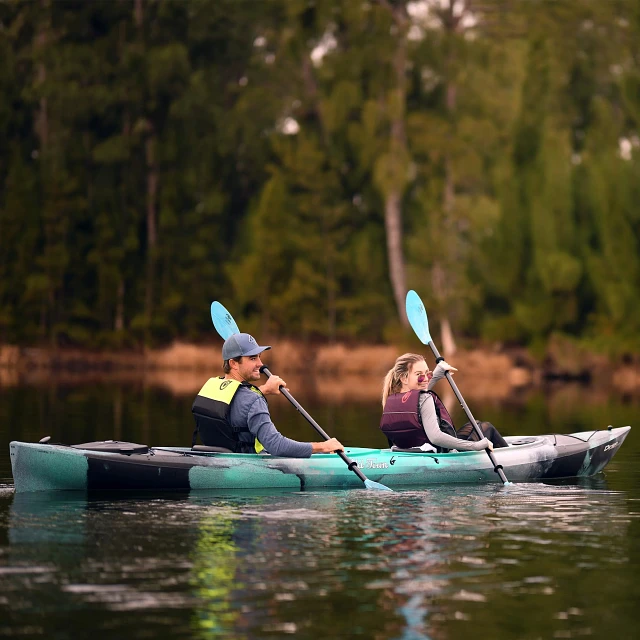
[0,0,639,355]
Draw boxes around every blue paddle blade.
[210,301,240,339]
[405,290,431,344]
[364,479,393,491]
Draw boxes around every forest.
[0,0,639,358]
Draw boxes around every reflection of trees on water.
[362,485,633,640]
[187,494,406,638]
[189,507,245,639]
[1,480,636,639]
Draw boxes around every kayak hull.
[9,426,631,493]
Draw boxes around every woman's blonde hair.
[381,353,427,407]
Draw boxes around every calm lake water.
[0,380,638,639]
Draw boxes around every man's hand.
[311,438,344,454]
[259,374,287,396]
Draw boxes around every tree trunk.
[385,190,408,326]
[134,0,143,29]
[323,212,337,343]
[432,262,456,355]
[115,279,125,332]
[35,0,52,342]
[386,7,409,327]
[144,132,158,335]
[436,0,463,355]
[34,0,49,149]
[134,0,158,341]
[301,56,338,339]
[439,82,458,355]
[440,316,457,358]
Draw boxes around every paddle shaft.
[428,341,509,484]
[260,366,370,485]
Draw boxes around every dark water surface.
[1,381,638,639]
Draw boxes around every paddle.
[211,301,241,338]
[210,301,393,491]
[405,290,511,485]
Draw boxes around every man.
[191,332,344,456]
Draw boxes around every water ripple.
[0,473,637,639]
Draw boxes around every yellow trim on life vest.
[198,377,242,403]
[197,377,265,453]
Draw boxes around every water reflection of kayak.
[9,426,630,493]
[8,492,88,545]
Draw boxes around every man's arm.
[244,393,314,457]
[311,438,343,453]
[254,377,344,454]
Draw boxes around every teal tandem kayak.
[9,426,631,493]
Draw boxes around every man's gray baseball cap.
[222,333,271,360]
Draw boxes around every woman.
[380,353,508,452]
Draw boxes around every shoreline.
[1,341,639,399]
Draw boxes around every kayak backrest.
[192,445,234,453]
[507,437,538,446]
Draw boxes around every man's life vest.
[191,377,264,453]
[380,389,456,450]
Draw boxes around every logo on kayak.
[219,381,232,390]
[364,459,390,469]
[604,441,619,452]
[401,392,412,403]
[390,456,396,466]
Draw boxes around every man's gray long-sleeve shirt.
[229,386,313,457]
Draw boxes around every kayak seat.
[71,441,149,455]
[391,445,451,453]
[192,445,234,453]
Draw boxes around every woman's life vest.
[191,377,263,453]
[380,389,456,450]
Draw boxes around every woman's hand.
[428,360,458,386]
[473,437,493,451]
[437,360,458,375]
